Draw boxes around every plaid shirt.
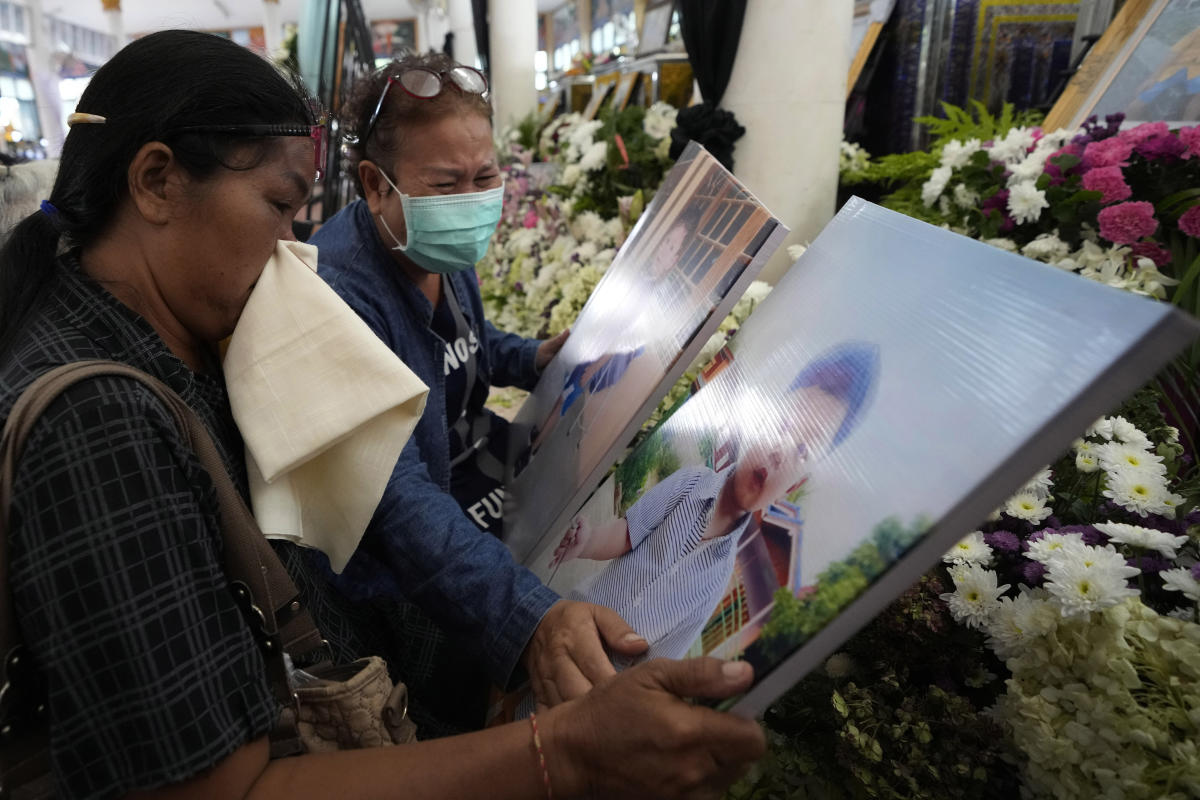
[0,259,276,799]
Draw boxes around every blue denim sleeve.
[483,319,542,390]
[330,435,560,686]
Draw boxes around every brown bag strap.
[0,361,325,761]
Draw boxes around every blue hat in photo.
[787,341,880,451]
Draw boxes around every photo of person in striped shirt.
[547,343,880,661]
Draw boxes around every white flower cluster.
[1078,416,1185,518]
[992,465,1055,525]
[838,140,871,176]
[643,101,678,140]
[994,599,1200,799]
[920,127,1077,227]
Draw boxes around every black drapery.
[669,0,749,171]
[677,0,748,107]
[471,0,490,76]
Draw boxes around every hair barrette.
[67,113,107,127]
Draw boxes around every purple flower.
[1022,560,1047,585]
[985,530,1021,553]
[1098,201,1159,244]
[981,189,1009,213]
[1081,166,1132,204]
[1179,205,1200,239]
[1127,555,1170,574]
[1135,133,1187,161]
[1057,524,1106,546]
[1191,563,1200,581]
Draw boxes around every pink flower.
[1081,166,1132,204]
[1136,133,1186,161]
[1130,241,1171,267]
[1119,121,1170,146]
[1180,126,1200,159]
[1097,201,1159,244]
[1083,137,1133,169]
[1180,205,1200,239]
[522,208,539,228]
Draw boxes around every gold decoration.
[101,0,120,10]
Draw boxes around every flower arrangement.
[938,400,1199,798]
[915,114,1199,308]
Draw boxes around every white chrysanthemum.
[1007,181,1049,225]
[921,165,953,206]
[1108,416,1152,448]
[986,592,1057,657]
[564,119,603,161]
[1093,522,1188,558]
[1086,417,1115,440]
[1102,469,1170,517]
[1021,466,1054,498]
[642,101,678,139]
[786,243,807,261]
[987,127,1035,165]
[560,163,583,187]
[1007,151,1050,186]
[1043,545,1139,616]
[952,182,980,209]
[1161,568,1200,602]
[939,138,981,169]
[1021,232,1070,263]
[982,237,1018,253]
[578,140,609,172]
[1096,441,1166,476]
[1027,532,1086,565]
[939,565,1009,629]
[944,531,993,566]
[1075,452,1100,473]
[1004,492,1053,524]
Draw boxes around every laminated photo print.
[519,198,1200,718]
[503,141,787,562]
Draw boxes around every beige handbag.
[0,361,414,799]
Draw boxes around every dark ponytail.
[0,30,318,356]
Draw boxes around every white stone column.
[26,0,64,156]
[102,0,124,50]
[262,0,284,59]
[488,0,537,131]
[446,0,479,69]
[722,0,851,283]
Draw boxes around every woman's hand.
[549,515,591,569]
[522,599,647,708]
[535,328,569,371]
[542,658,766,799]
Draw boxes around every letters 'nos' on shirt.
[0,258,277,800]
[571,465,749,661]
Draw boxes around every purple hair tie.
[40,200,59,219]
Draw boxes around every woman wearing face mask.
[310,54,645,735]
[0,31,766,800]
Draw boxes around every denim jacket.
[310,198,558,685]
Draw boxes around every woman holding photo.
[0,31,764,799]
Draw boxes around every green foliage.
[511,111,541,152]
[569,104,672,220]
[728,573,1020,800]
[914,100,1043,149]
[839,101,1041,222]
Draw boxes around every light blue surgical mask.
[376,168,504,274]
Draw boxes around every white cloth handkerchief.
[224,239,428,573]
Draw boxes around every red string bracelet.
[529,711,552,799]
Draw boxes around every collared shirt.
[0,258,276,799]
[310,198,557,687]
[572,466,748,660]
